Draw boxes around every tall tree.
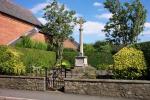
[103,0,146,45]
[42,0,77,65]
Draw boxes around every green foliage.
[63,49,78,66]
[84,44,96,53]
[113,47,147,79]
[61,59,71,69]
[0,46,25,75]
[86,52,114,70]
[0,46,56,75]
[16,36,48,50]
[103,0,146,45]
[131,41,150,79]
[93,41,112,53]
[63,45,113,70]
[15,47,56,73]
[42,0,77,64]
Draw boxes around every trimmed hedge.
[63,49,78,67]
[0,46,56,75]
[63,49,114,69]
[86,52,114,69]
[15,47,56,72]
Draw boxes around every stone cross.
[78,17,85,56]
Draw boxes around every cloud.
[140,22,150,35]
[30,3,48,14]
[74,21,105,35]
[38,17,47,25]
[93,2,103,7]
[96,13,112,19]
[145,22,150,28]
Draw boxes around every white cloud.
[140,22,150,35]
[30,3,48,14]
[74,21,105,35]
[93,2,103,7]
[96,13,112,19]
[38,17,47,25]
[145,22,150,28]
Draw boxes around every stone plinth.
[75,56,88,67]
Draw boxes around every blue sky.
[13,0,150,43]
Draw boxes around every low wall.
[0,75,46,91]
[64,78,150,100]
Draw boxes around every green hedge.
[63,49,113,69]
[0,46,56,75]
[131,41,150,79]
[63,49,78,67]
[86,52,114,69]
[15,47,56,72]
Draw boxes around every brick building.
[0,0,78,50]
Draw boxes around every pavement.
[0,89,138,100]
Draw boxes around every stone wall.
[64,78,150,100]
[0,75,46,91]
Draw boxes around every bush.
[16,36,48,50]
[113,47,147,79]
[0,46,25,75]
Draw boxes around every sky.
[13,0,150,43]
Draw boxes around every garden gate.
[45,68,72,91]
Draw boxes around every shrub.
[0,46,25,75]
[16,36,48,50]
[113,47,147,79]
[61,59,71,69]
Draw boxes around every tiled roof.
[0,0,41,26]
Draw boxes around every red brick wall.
[0,12,78,50]
[63,39,78,50]
[0,13,34,45]
[31,32,46,43]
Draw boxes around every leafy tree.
[103,0,146,45]
[93,41,112,53]
[84,44,96,54]
[42,0,77,65]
